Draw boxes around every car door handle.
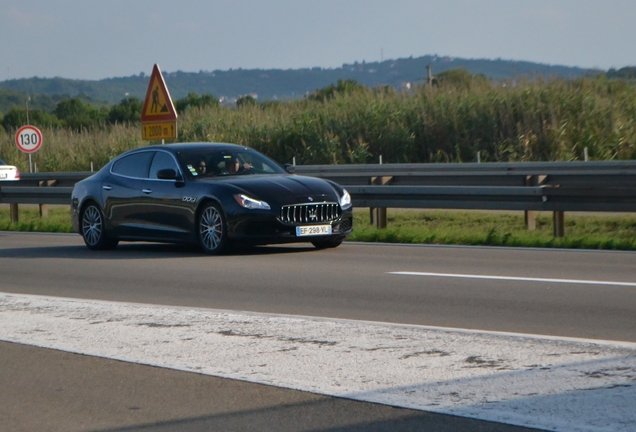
[142,189,153,194]
[102,185,112,191]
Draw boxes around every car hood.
[202,174,340,205]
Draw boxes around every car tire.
[198,202,229,255]
[81,203,118,250]
[311,238,343,249]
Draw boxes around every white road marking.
[1,292,635,432]
[389,271,636,287]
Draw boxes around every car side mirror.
[283,164,295,174]
[156,168,178,180]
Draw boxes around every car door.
[102,150,154,238]
[139,150,192,240]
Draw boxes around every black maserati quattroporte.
[71,143,353,254]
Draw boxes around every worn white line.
[6,292,636,350]
[389,271,636,287]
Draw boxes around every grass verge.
[2,206,636,251]
[0,206,74,233]
[350,209,636,250]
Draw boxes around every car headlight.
[234,194,271,210]
[339,189,352,210]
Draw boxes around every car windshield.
[177,148,287,179]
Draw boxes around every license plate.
[0,173,7,179]
[296,225,332,236]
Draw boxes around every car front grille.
[279,203,341,224]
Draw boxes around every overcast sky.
[1,0,634,81]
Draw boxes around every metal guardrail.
[2,162,636,236]
[17,172,93,187]
[297,160,636,235]
[0,186,75,204]
[9,160,636,189]
[348,185,636,212]
[295,161,636,188]
[0,172,92,220]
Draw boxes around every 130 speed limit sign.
[15,125,43,154]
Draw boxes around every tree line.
[0,92,220,132]
[0,71,477,133]
[0,55,597,105]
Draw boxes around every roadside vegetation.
[350,210,636,250]
[1,69,635,250]
[1,70,635,172]
[0,206,73,233]
[2,206,635,251]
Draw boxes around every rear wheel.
[198,203,229,255]
[81,203,118,250]
[312,238,343,249]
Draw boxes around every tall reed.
[1,76,634,172]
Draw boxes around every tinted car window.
[0,158,7,165]
[149,151,179,179]
[178,149,286,179]
[111,151,154,178]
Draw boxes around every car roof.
[137,142,250,154]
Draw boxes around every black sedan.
[71,143,353,254]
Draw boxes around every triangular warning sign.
[141,64,177,122]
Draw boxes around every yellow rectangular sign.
[142,121,177,141]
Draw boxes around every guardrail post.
[10,204,19,223]
[553,211,565,237]
[370,206,388,229]
[525,211,536,231]
[369,176,392,229]
[38,180,57,218]
[375,208,388,229]
[524,175,546,231]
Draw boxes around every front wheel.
[81,203,118,250]
[312,238,343,249]
[198,203,229,255]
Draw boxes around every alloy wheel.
[82,205,103,246]
[199,205,225,253]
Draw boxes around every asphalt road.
[1,232,635,342]
[2,340,549,432]
[1,231,635,431]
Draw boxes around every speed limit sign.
[15,125,43,154]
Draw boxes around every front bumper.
[227,208,353,245]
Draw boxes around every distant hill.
[0,55,601,111]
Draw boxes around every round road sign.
[15,125,43,154]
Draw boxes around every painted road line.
[389,271,636,287]
[1,292,635,432]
